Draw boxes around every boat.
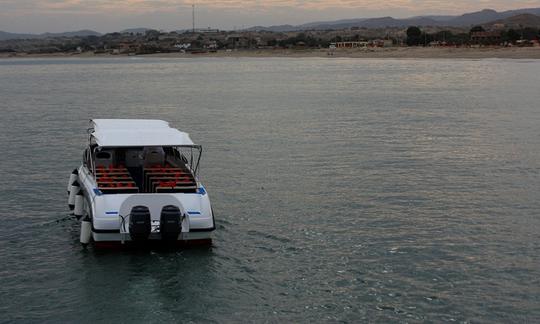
[67,119,215,247]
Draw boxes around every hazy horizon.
[2,0,540,34]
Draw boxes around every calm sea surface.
[0,57,539,323]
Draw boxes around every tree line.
[406,26,540,46]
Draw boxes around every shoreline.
[2,46,540,60]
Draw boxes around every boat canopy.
[90,119,196,147]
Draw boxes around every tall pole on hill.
[192,3,195,33]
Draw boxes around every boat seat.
[143,146,165,167]
[142,167,191,190]
[143,170,189,182]
[94,150,115,168]
[154,178,198,192]
[125,149,143,168]
[95,164,139,194]
[146,176,195,192]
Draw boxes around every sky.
[1,0,540,34]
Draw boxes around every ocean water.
[0,57,539,323]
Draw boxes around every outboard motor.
[160,205,182,241]
[129,206,151,241]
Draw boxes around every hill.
[0,30,101,41]
[485,13,540,28]
[120,28,151,34]
[246,7,540,31]
[445,9,501,26]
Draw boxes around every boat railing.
[174,145,202,177]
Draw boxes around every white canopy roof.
[90,119,196,147]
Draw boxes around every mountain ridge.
[0,30,101,41]
[247,7,540,31]
[2,7,540,40]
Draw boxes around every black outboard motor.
[160,205,182,241]
[129,205,151,241]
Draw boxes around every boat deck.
[95,163,197,194]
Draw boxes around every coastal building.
[335,41,367,48]
[195,28,220,34]
[118,41,140,53]
[383,39,393,47]
[204,40,218,49]
[429,41,448,47]
[372,39,393,47]
[174,43,191,50]
[516,39,534,47]
[226,34,250,49]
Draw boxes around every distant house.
[384,39,394,47]
[372,39,393,47]
[516,39,534,47]
[470,31,502,45]
[118,41,139,53]
[204,40,218,49]
[195,28,220,34]
[335,41,367,48]
[226,34,249,48]
[174,43,191,49]
[427,40,448,47]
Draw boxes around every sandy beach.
[2,46,540,59]
[187,46,540,59]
